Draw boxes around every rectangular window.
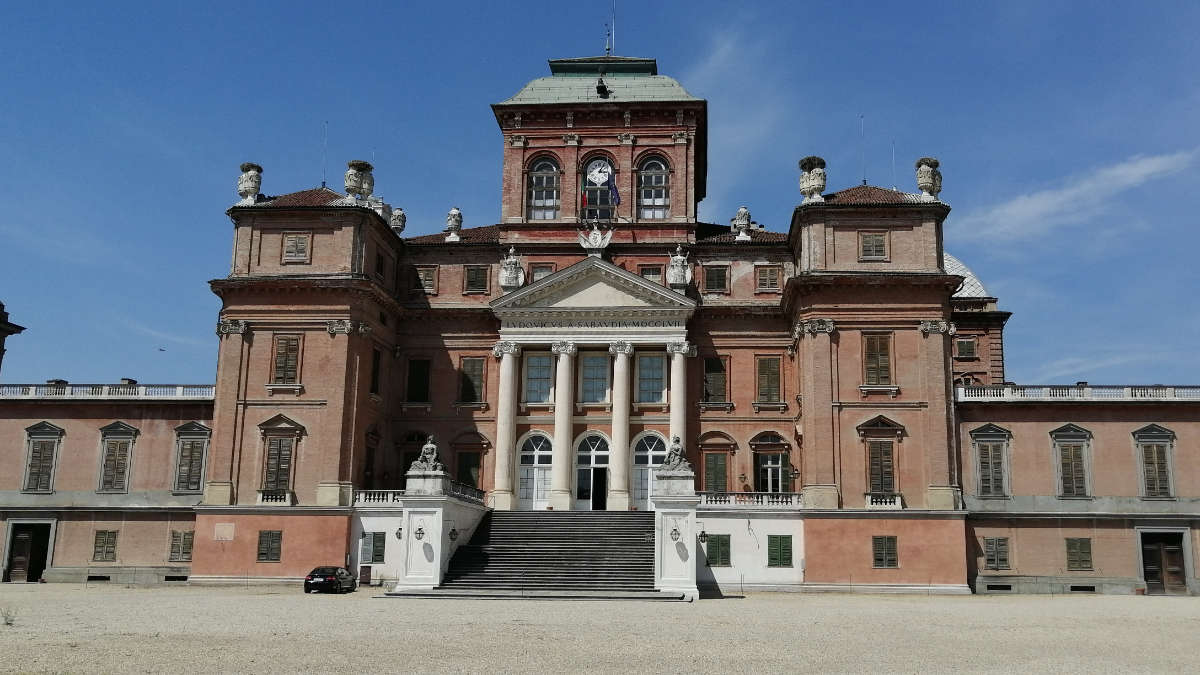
[872,535,898,568]
[93,530,118,562]
[25,439,57,492]
[459,357,485,403]
[272,335,300,384]
[703,265,729,293]
[977,441,1005,496]
[282,233,311,263]
[524,354,552,403]
[580,354,609,403]
[374,252,386,279]
[99,439,132,492]
[406,359,431,403]
[530,264,555,282]
[756,266,781,291]
[360,531,386,564]
[755,452,787,493]
[257,530,283,562]
[756,356,781,403]
[705,534,731,567]
[702,357,728,403]
[984,537,1010,570]
[263,437,294,491]
[1141,443,1171,497]
[1066,537,1092,570]
[868,440,895,493]
[369,348,382,395]
[1059,444,1087,497]
[767,534,793,567]
[638,265,663,284]
[955,338,977,359]
[457,451,482,487]
[704,452,728,492]
[863,334,892,386]
[175,437,206,492]
[416,266,437,293]
[636,353,666,403]
[860,232,887,260]
[169,530,194,562]
[464,265,489,293]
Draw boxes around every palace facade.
[2,56,1197,595]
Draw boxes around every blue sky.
[1,1,1197,385]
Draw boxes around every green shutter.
[704,453,727,493]
[767,535,792,567]
[359,533,373,563]
[702,358,727,403]
[767,536,779,567]
[757,357,780,403]
[372,532,386,563]
[869,442,894,493]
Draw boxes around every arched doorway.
[517,432,552,510]
[632,432,668,511]
[750,431,792,493]
[574,433,610,511]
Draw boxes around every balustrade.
[957,384,1200,402]
[0,383,215,399]
[698,491,803,509]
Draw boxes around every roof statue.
[409,436,444,473]
[236,163,262,205]
[500,247,525,291]
[799,156,826,204]
[666,244,692,289]
[916,157,943,201]
[659,435,692,471]
[578,221,613,256]
[445,207,463,242]
[731,206,752,241]
[345,160,374,199]
[389,207,406,234]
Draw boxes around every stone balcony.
[864,493,903,510]
[957,384,1200,403]
[698,491,803,509]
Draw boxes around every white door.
[632,434,667,511]
[518,433,553,510]
[574,434,610,511]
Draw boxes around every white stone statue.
[799,156,826,204]
[345,160,374,198]
[577,222,613,256]
[731,205,752,241]
[660,435,691,472]
[666,244,692,288]
[389,207,406,234]
[409,436,444,473]
[445,207,463,242]
[499,247,525,290]
[236,163,262,204]
[916,157,942,201]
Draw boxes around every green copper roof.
[495,56,701,106]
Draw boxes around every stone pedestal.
[652,467,700,600]
[925,486,961,510]
[202,480,233,505]
[315,481,354,506]
[802,484,840,509]
[404,470,452,496]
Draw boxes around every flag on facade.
[607,173,620,205]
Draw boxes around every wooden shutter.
[417,267,436,291]
[170,530,193,562]
[768,535,792,567]
[707,535,730,567]
[1142,444,1170,497]
[756,357,781,402]
[702,358,727,402]
[1060,444,1086,496]
[978,442,1004,496]
[873,535,898,568]
[705,266,727,292]
[757,267,780,290]
[869,441,895,493]
[26,439,56,491]
[264,437,293,491]
[171,531,183,561]
[1067,538,1092,570]
[359,533,373,563]
[176,439,205,492]
[273,336,300,384]
[100,439,130,491]
[372,532,386,563]
[704,453,727,493]
[996,537,1009,569]
[460,358,484,402]
[258,531,282,561]
[93,530,117,562]
[864,335,891,385]
[466,266,488,292]
[984,537,1009,569]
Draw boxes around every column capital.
[608,341,634,355]
[551,341,577,356]
[215,319,248,335]
[918,319,956,335]
[492,341,522,358]
[793,318,836,338]
[666,341,697,357]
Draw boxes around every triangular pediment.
[1132,424,1174,440]
[1049,423,1090,439]
[25,421,64,437]
[491,257,695,312]
[175,421,212,435]
[257,414,306,435]
[969,423,1011,438]
[99,421,140,437]
[856,415,905,437]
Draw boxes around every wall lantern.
[448,528,459,542]
[697,530,708,544]
[394,527,403,540]
[669,527,680,542]
[414,526,425,541]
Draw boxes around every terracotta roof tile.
[235,187,350,208]
[405,224,502,245]
[822,185,927,205]
[694,229,787,245]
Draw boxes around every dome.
[944,253,990,298]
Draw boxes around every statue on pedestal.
[409,436,444,473]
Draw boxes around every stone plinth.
[404,470,452,496]
[315,481,354,506]
[802,484,840,509]
[652,466,700,600]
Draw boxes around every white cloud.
[953,150,1195,242]
[124,319,211,349]
[1021,350,1175,383]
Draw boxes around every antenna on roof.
[612,0,617,55]
[604,22,611,56]
[891,139,896,190]
[859,114,867,186]
[321,120,328,188]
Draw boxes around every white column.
[667,341,694,449]
[550,341,576,510]
[490,341,521,510]
[608,341,634,511]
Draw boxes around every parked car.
[304,566,357,593]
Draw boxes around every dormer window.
[527,158,561,220]
[637,157,669,219]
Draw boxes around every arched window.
[520,434,553,465]
[632,432,668,510]
[581,156,616,221]
[527,158,560,220]
[576,433,611,510]
[518,433,552,510]
[637,157,670,219]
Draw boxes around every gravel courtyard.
[0,584,1197,673]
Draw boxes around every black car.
[304,566,357,593]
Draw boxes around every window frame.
[463,265,490,294]
[257,530,283,562]
[405,358,432,404]
[983,536,1010,570]
[872,535,898,568]
[97,422,138,494]
[457,356,487,404]
[580,155,617,221]
[577,351,611,405]
[970,425,1012,499]
[755,265,782,293]
[858,231,889,261]
[529,263,556,283]
[1051,425,1092,499]
[281,231,312,264]
[634,352,667,404]
[635,156,670,220]
[270,334,303,385]
[755,354,783,405]
[703,265,730,294]
[1065,537,1093,571]
[169,530,194,562]
[173,422,210,494]
[701,355,730,404]
[521,352,554,405]
[705,533,731,567]
[637,265,664,285]
[1133,425,1175,499]
[767,534,793,568]
[92,529,118,562]
[526,157,562,221]
[415,266,438,295]
[954,337,978,359]
[862,333,893,387]
[22,422,64,493]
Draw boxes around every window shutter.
[94,531,106,561]
[94,531,117,561]
[1142,444,1169,497]
[264,437,293,491]
[984,537,997,568]
[27,440,56,491]
[359,533,373,563]
[869,441,894,493]
[865,335,891,385]
[757,357,780,402]
[996,537,1009,569]
[177,439,205,492]
[372,532,386,563]
[270,531,282,560]
[704,453,727,492]
[703,358,727,402]
[101,440,130,491]
[257,531,272,561]
[767,536,780,567]
[717,535,731,566]
[171,531,183,561]
[460,358,484,402]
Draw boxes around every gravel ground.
[0,584,1197,673]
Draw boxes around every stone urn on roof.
[916,157,942,201]
[236,162,262,205]
[345,160,374,199]
[445,207,463,242]
[799,156,826,204]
